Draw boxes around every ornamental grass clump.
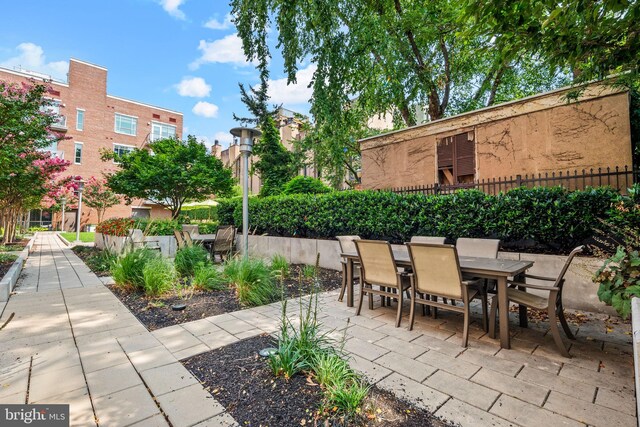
[174,244,209,277]
[223,257,279,306]
[111,248,160,291]
[270,253,289,280]
[193,264,226,291]
[267,276,369,420]
[142,257,177,296]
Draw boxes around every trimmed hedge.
[224,186,639,253]
[180,205,218,221]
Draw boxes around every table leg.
[346,258,354,308]
[497,276,510,349]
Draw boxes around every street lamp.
[74,179,85,243]
[229,127,261,258]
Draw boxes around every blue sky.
[0,0,314,148]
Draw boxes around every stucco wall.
[361,84,632,190]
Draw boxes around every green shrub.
[180,205,218,221]
[193,265,227,291]
[142,257,176,296]
[270,254,289,279]
[217,198,241,225]
[223,257,279,306]
[195,222,219,234]
[73,247,117,276]
[0,253,18,263]
[283,176,332,195]
[223,186,635,253]
[133,219,181,236]
[593,245,640,319]
[111,248,159,290]
[175,245,210,277]
[97,218,134,236]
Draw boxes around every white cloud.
[189,33,255,69]
[213,131,234,146]
[0,43,68,81]
[158,0,186,19]
[265,64,316,105]
[192,101,219,118]
[175,76,211,97]
[204,13,233,30]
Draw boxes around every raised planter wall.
[95,232,178,258]
[239,234,615,315]
[1,234,36,302]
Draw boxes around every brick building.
[0,58,183,230]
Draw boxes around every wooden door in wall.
[437,132,475,185]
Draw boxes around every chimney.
[211,139,222,158]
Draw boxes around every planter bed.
[0,238,30,251]
[0,255,18,278]
[183,334,449,427]
[107,264,342,330]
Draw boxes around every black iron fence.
[386,165,639,195]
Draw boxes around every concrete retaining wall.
[0,234,36,302]
[239,234,615,315]
[95,233,178,258]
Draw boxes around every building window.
[76,109,84,131]
[115,113,137,136]
[131,208,151,219]
[74,142,83,164]
[151,122,177,141]
[113,143,135,162]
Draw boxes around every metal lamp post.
[229,127,261,258]
[60,197,66,232]
[74,179,85,243]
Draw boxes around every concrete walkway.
[1,233,636,426]
[0,233,236,426]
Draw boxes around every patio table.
[192,234,216,254]
[341,250,533,349]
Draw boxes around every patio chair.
[174,230,187,250]
[182,230,195,247]
[410,236,446,244]
[128,229,160,251]
[489,246,584,358]
[354,240,410,327]
[212,225,236,261]
[181,224,199,236]
[337,235,361,302]
[455,237,500,327]
[406,243,484,347]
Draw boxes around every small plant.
[142,257,176,296]
[267,335,306,380]
[0,253,18,263]
[193,264,227,291]
[325,379,370,416]
[302,264,317,279]
[223,257,279,306]
[312,353,355,389]
[593,245,640,319]
[174,245,209,277]
[270,253,289,279]
[111,248,159,290]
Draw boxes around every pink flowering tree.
[0,79,70,243]
[82,176,122,223]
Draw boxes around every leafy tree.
[235,71,300,196]
[102,136,234,219]
[283,176,332,195]
[82,176,122,223]
[0,79,69,243]
[231,0,568,187]
[464,0,640,83]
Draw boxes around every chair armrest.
[521,273,556,282]
[461,279,483,287]
[507,280,558,291]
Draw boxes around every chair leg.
[408,290,416,331]
[488,295,498,339]
[548,304,571,358]
[558,304,576,340]
[462,292,470,347]
[338,263,347,302]
[369,288,374,310]
[431,295,438,319]
[356,283,365,316]
[395,288,404,327]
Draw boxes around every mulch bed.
[1,238,29,251]
[0,256,18,279]
[183,335,450,427]
[108,264,342,331]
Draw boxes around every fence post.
[515,174,522,188]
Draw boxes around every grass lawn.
[60,232,95,243]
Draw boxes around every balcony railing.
[50,115,67,131]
